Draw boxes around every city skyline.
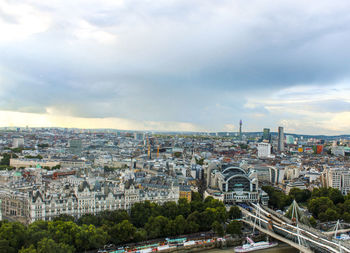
[1,0,350,134]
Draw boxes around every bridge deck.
[241,219,313,253]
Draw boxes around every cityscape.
[2,0,350,252]
[1,124,350,252]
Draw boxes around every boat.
[234,237,278,252]
[336,233,350,240]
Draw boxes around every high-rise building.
[239,120,242,140]
[69,139,82,155]
[257,143,271,158]
[262,128,271,142]
[12,137,24,148]
[278,126,285,152]
[324,168,350,195]
[286,135,294,145]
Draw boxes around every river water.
[205,243,299,253]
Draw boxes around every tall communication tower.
[239,120,242,140]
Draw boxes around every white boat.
[234,237,278,252]
[336,234,350,240]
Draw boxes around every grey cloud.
[1,0,350,132]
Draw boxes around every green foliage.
[173,152,182,158]
[226,220,242,235]
[262,186,292,209]
[134,228,147,242]
[191,192,202,202]
[0,222,27,250]
[308,197,335,218]
[0,239,16,253]
[0,165,15,170]
[239,144,248,150]
[312,187,344,205]
[288,188,311,203]
[24,155,43,160]
[0,196,229,252]
[109,220,136,244]
[52,165,61,170]
[228,206,242,219]
[103,166,122,172]
[37,238,74,253]
[195,158,204,165]
[342,212,350,223]
[37,144,49,148]
[11,148,24,153]
[309,216,317,227]
[0,153,18,166]
[19,245,37,253]
[145,216,169,239]
[75,224,108,251]
[325,208,339,221]
[211,221,224,237]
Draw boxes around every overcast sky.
[1,0,350,134]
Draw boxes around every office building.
[69,139,82,155]
[258,143,271,158]
[286,135,294,145]
[278,126,285,152]
[324,168,350,195]
[262,128,271,142]
[12,137,24,148]
[239,120,242,140]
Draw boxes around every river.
[205,243,299,253]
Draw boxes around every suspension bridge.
[236,200,350,253]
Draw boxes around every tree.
[52,165,61,170]
[308,197,335,218]
[19,245,37,253]
[109,220,136,244]
[328,188,344,205]
[211,221,224,237]
[28,221,49,247]
[0,239,16,253]
[191,192,202,202]
[185,221,199,234]
[289,188,311,203]
[199,208,217,231]
[161,201,178,219]
[75,224,107,251]
[37,238,74,253]
[174,215,186,235]
[177,198,191,218]
[0,222,28,251]
[145,216,169,239]
[342,212,350,223]
[99,210,130,226]
[325,208,339,221]
[0,153,18,166]
[134,229,147,242]
[262,186,292,209]
[131,201,157,227]
[226,220,242,236]
[78,214,101,227]
[47,221,80,246]
[309,217,317,227]
[173,152,182,158]
[228,206,241,219]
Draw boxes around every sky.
[1,0,350,134]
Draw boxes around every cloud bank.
[1,0,350,134]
